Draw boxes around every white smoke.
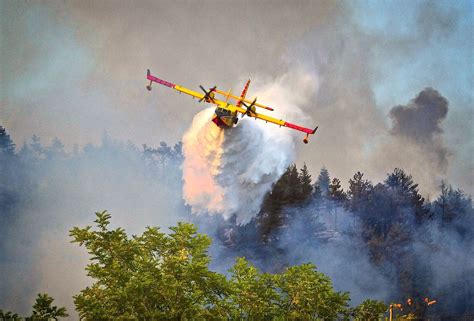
[182,70,318,224]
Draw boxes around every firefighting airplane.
[146,69,318,143]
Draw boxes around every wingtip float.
[146,69,318,144]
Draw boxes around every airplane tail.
[236,79,251,108]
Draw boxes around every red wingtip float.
[146,69,318,144]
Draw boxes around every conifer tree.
[385,168,429,224]
[286,164,301,203]
[347,171,373,213]
[299,163,313,201]
[259,166,292,242]
[30,134,44,159]
[317,166,330,196]
[49,137,66,159]
[0,126,15,157]
[328,178,347,204]
[312,183,322,201]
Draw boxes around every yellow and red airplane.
[146,69,318,143]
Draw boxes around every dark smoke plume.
[390,88,448,142]
[389,88,450,172]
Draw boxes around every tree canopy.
[69,211,362,320]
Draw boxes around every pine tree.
[317,167,330,196]
[285,164,300,201]
[327,178,346,230]
[312,183,322,201]
[0,126,15,157]
[30,134,44,159]
[385,168,430,224]
[258,166,292,242]
[347,171,373,213]
[435,183,473,237]
[328,178,346,204]
[299,163,313,201]
[47,137,66,159]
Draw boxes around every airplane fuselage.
[212,105,238,128]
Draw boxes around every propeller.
[241,97,257,118]
[199,85,217,103]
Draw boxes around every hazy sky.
[1,0,473,194]
[0,1,473,317]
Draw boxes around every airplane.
[146,69,318,143]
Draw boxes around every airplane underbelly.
[212,115,232,128]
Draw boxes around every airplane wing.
[235,105,318,143]
[146,69,318,143]
[147,69,224,104]
[213,88,274,111]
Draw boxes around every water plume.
[182,71,317,224]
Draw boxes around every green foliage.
[299,163,313,201]
[0,309,21,321]
[228,257,280,319]
[71,212,356,320]
[0,294,67,321]
[29,293,69,320]
[70,211,228,320]
[259,163,320,241]
[351,299,387,321]
[277,264,350,320]
[347,171,373,214]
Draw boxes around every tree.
[228,257,280,319]
[0,294,67,321]
[435,182,472,223]
[258,165,301,242]
[0,309,20,320]
[172,142,184,162]
[30,135,44,159]
[351,299,387,321]
[298,163,313,202]
[385,168,430,224]
[157,141,173,172]
[434,182,473,238]
[328,178,347,204]
[29,293,69,320]
[312,183,322,202]
[0,126,15,157]
[316,167,330,196]
[46,138,66,159]
[70,211,229,320]
[276,264,350,320]
[347,171,373,213]
[70,211,366,320]
[286,164,301,203]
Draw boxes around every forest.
[0,125,473,320]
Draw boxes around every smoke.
[365,88,452,195]
[1,0,472,317]
[1,0,471,195]
[182,71,317,224]
[276,205,396,305]
[0,138,188,317]
[390,88,448,142]
[389,87,450,172]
